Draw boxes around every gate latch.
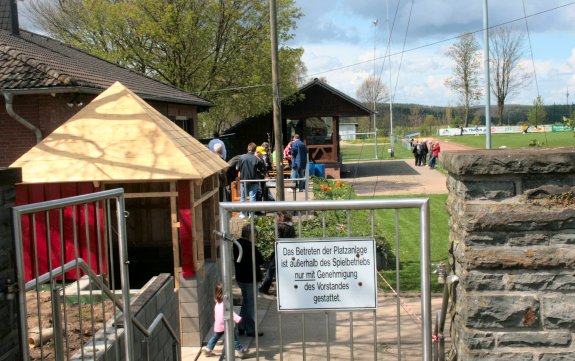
[0,278,17,301]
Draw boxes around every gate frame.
[12,188,134,361]
[218,198,431,361]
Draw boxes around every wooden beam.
[124,191,179,199]
[170,182,180,289]
[193,188,219,207]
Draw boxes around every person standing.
[237,142,261,218]
[233,224,264,337]
[289,134,308,192]
[208,132,227,160]
[259,212,295,296]
[429,142,441,169]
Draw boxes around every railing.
[25,259,180,361]
[12,189,178,361]
[218,198,432,361]
[432,261,458,361]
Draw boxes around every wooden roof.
[12,82,228,183]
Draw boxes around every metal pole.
[387,0,395,158]
[420,199,432,361]
[116,195,135,361]
[219,209,236,361]
[373,19,379,160]
[269,0,285,200]
[483,0,492,149]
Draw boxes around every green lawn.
[438,131,574,149]
[368,194,449,292]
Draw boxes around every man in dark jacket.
[237,142,264,217]
[289,134,308,192]
[233,224,264,337]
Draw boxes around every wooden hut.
[12,81,228,346]
[223,78,373,178]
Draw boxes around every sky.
[290,0,575,106]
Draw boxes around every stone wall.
[0,168,22,361]
[179,261,221,346]
[80,274,181,361]
[443,148,575,361]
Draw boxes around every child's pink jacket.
[214,301,241,332]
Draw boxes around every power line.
[304,1,575,80]
[191,2,575,97]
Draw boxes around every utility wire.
[191,2,575,99]
[371,0,415,199]
[521,0,549,147]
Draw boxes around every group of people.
[203,213,294,358]
[411,138,441,169]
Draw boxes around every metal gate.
[12,189,135,361]
[218,199,431,361]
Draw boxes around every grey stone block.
[497,330,571,347]
[507,232,549,246]
[461,328,495,349]
[550,231,575,245]
[455,245,575,270]
[461,294,540,328]
[461,271,505,291]
[542,294,575,329]
[460,352,534,361]
[505,272,575,291]
[538,353,575,361]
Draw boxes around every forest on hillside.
[343,103,574,137]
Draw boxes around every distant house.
[0,1,212,167]
[223,78,372,178]
[339,123,359,141]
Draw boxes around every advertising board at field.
[275,238,377,311]
[438,125,554,136]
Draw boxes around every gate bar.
[219,198,432,361]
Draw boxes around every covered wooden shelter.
[13,81,227,280]
[224,78,373,178]
[12,82,228,345]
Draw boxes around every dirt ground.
[26,291,116,360]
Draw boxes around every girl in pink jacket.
[203,283,248,358]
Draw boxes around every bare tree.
[490,26,531,125]
[445,33,482,127]
[356,75,390,108]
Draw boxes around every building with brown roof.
[0,0,212,166]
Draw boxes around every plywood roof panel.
[12,82,228,183]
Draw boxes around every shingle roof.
[0,29,212,108]
[12,82,228,183]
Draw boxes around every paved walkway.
[187,293,447,360]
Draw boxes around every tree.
[26,0,306,135]
[490,26,531,125]
[527,96,547,126]
[355,75,390,109]
[445,33,482,127]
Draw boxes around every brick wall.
[179,261,221,347]
[0,94,200,167]
[0,167,22,361]
[443,148,575,360]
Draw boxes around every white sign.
[275,238,377,311]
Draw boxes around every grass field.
[370,194,450,292]
[437,131,574,149]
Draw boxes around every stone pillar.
[0,168,22,361]
[443,148,575,361]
